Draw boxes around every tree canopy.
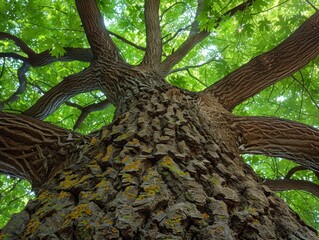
[0,0,319,232]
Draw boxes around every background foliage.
[0,0,318,230]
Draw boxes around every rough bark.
[1,90,317,239]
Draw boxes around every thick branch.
[75,0,123,62]
[141,0,162,69]
[229,116,319,172]
[159,0,254,76]
[0,112,87,188]
[24,67,98,120]
[264,179,319,197]
[204,11,319,110]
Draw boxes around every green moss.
[209,176,220,185]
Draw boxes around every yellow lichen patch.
[114,131,134,142]
[121,173,132,181]
[136,184,160,201]
[209,176,220,185]
[122,186,138,200]
[202,213,210,220]
[89,137,99,145]
[164,215,183,230]
[141,145,152,154]
[67,204,93,220]
[96,179,110,190]
[58,191,72,199]
[101,145,114,162]
[123,159,142,172]
[144,185,160,195]
[25,218,40,236]
[79,191,94,201]
[37,190,51,201]
[59,174,90,189]
[101,128,110,140]
[121,156,130,163]
[160,156,189,177]
[94,152,103,160]
[129,138,140,143]
[253,219,260,225]
[102,216,114,225]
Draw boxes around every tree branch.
[159,29,209,76]
[159,0,254,76]
[305,0,319,11]
[263,179,319,197]
[285,166,308,179]
[170,46,228,74]
[24,67,99,120]
[204,11,319,110]
[229,116,319,172]
[160,2,186,22]
[75,0,124,62]
[162,26,191,46]
[108,30,146,51]
[0,32,93,65]
[66,99,111,130]
[186,69,207,87]
[0,63,30,110]
[0,112,87,188]
[140,0,162,70]
[0,32,36,57]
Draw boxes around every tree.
[0,0,319,239]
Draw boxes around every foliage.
[0,0,318,231]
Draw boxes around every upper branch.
[0,32,94,66]
[159,0,254,76]
[229,116,319,172]
[0,32,36,57]
[141,0,162,69]
[0,112,88,188]
[75,0,124,62]
[204,11,319,111]
[24,67,99,120]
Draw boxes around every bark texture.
[1,89,317,239]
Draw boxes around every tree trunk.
[1,1,319,239]
[1,86,317,240]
